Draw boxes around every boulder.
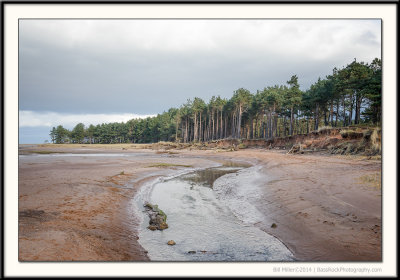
[144,202,169,231]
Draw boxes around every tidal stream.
[134,163,294,261]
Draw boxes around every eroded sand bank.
[18,145,381,261]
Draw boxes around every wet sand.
[18,145,381,261]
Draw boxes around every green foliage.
[49,127,56,143]
[237,143,247,149]
[286,75,302,106]
[71,123,85,143]
[51,58,381,145]
[53,125,69,144]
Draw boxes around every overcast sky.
[19,19,381,143]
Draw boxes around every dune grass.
[359,172,381,190]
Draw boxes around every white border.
[4,3,397,277]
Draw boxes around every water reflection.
[180,166,242,188]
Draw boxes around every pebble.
[167,240,176,246]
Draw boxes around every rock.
[188,251,196,254]
[155,215,165,224]
[144,203,169,231]
[167,240,176,246]
[271,223,277,228]
[158,222,169,230]
[147,225,157,231]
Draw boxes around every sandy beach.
[18,144,381,261]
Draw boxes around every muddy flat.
[18,144,381,261]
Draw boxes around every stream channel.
[134,162,294,261]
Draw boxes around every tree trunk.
[237,107,242,139]
[355,94,362,125]
[290,107,294,136]
[231,112,235,138]
[185,118,189,143]
[250,119,254,139]
[342,95,346,126]
[187,118,190,142]
[349,92,354,126]
[224,115,228,138]
[212,111,215,140]
[181,121,184,143]
[315,103,319,131]
[269,112,273,139]
[355,92,359,125]
[216,110,219,140]
[175,118,179,142]
[194,113,198,141]
[335,100,339,127]
[191,121,194,142]
[199,112,202,142]
[283,116,287,137]
[220,111,223,139]
[208,114,212,141]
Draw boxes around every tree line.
[50,58,381,144]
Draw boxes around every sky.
[19,19,381,144]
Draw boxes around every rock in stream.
[144,203,169,230]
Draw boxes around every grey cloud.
[356,31,380,46]
[19,19,381,115]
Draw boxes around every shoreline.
[18,144,381,261]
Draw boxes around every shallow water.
[179,166,243,187]
[20,153,129,157]
[19,152,154,158]
[135,165,294,261]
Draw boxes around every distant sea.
[19,126,51,144]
